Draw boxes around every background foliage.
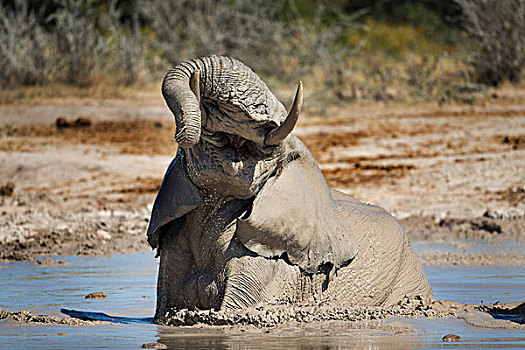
[0,0,523,103]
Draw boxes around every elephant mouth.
[186,129,280,198]
[224,132,247,149]
[201,129,273,159]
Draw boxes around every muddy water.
[1,251,524,349]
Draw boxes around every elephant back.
[321,189,433,307]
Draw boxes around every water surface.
[1,251,524,349]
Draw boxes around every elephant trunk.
[162,55,295,149]
[162,59,206,149]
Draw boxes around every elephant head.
[161,56,302,200]
[147,56,358,275]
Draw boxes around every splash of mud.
[158,297,455,327]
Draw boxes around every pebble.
[0,182,15,197]
[442,334,461,342]
[141,343,168,349]
[96,229,111,240]
[85,292,107,300]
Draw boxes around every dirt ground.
[0,85,524,265]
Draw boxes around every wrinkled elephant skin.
[147,56,432,322]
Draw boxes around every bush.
[454,0,525,86]
[0,0,486,106]
[48,0,107,86]
[105,2,144,85]
[0,0,145,88]
[137,0,293,77]
[0,0,53,87]
[138,0,367,99]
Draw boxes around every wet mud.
[0,309,108,325]
[0,95,524,266]
[159,297,454,328]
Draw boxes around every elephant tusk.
[264,81,303,146]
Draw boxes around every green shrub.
[48,0,107,86]
[363,19,443,58]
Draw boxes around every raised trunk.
[162,56,275,149]
[162,57,208,149]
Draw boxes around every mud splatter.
[159,296,455,327]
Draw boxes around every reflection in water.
[156,335,425,350]
[154,319,425,350]
[156,329,426,350]
[0,251,524,349]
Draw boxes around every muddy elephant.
[147,56,432,322]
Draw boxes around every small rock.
[142,343,167,349]
[96,229,111,240]
[56,117,92,129]
[73,117,92,128]
[33,258,68,266]
[85,292,107,300]
[0,182,14,197]
[57,332,67,336]
[56,117,71,129]
[442,334,461,342]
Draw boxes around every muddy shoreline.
[2,208,524,266]
[2,299,524,331]
[1,91,524,265]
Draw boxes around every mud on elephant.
[147,56,433,323]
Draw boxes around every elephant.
[147,56,433,323]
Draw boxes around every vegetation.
[454,0,525,86]
[0,0,522,104]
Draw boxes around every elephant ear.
[146,152,201,249]
[236,144,359,274]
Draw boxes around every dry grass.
[0,80,158,106]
